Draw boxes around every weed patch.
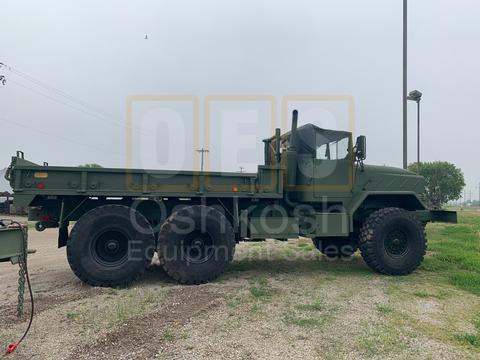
[377,304,395,315]
[249,278,273,301]
[422,212,480,295]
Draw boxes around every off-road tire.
[67,205,155,287]
[157,205,235,284]
[359,207,426,275]
[312,237,359,258]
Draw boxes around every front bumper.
[415,210,457,224]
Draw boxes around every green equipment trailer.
[0,222,26,264]
[5,110,456,286]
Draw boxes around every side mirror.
[355,135,366,161]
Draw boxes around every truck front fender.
[347,191,428,230]
[348,191,427,215]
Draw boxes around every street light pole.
[407,90,422,173]
[416,99,420,171]
[403,0,408,169]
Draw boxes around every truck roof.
[265,123,352,155]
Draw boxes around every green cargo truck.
[5,110,456,286]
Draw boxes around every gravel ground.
[0,220,479,359]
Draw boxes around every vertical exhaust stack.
[263,139,271,165]
[289,110,298,151]
[275,128,281,165]
[287,110,298,187]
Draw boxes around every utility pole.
[238,166,245,173]
[402,0,408,169]
[196,147,209,173]
[476,183,480,206]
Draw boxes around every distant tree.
[79,163,103,168]
[408,161,465,209]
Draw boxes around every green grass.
[230,212,480,297]
[225,293,246,308]
[296,241,315,252]
[282,308,328,329]
[287,317,324,328]
[377,304,395,315]
[450,273,480,295]
[294,301,324,312]
[66,311,81,321]
[455,316,480,348]
[412,291,431,298]
[358,323,406,356]
[423,211,480,295]
[249,277,272,301]
[282,298,335,329]
[162,329,175,341]
[228,244,370,277]
[455,334,480,347]
[64,288,161,331]
[412,290,449,300]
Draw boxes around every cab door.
[313,134,354,197]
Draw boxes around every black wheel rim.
[384,228,410,258]
[182,230,214,264]
[92,230,129,266]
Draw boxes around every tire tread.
[157,205,235,285]
[67,204,154,287]
[359,207,427,275]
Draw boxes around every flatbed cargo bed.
[7,152,283,208]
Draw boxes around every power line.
[7,78,158,140]
[2,62,112,118]
[1,62,155,138]
[0,116,109,153]
[9,78,125,129]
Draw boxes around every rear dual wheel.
[67,204,235,287]
[157,205,236,284]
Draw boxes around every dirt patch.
[0,289,100,325]
[68,286,223,360]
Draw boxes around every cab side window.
[316,136,349,160]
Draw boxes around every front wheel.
[359,207,426,275]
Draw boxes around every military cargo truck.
[5,110,456,286]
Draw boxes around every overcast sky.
[1,0,479,198]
